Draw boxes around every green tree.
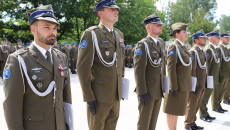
[0,0,169,46]
[166,0,217,44]
[188,8,216,45]
[219,15,230,33]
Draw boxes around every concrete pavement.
[0,68,230,130]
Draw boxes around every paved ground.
[0,68,230,130]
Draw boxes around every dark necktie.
[46,51,53,68]
[110,31,116,42]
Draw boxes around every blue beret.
[26,42,30,45]
[95,0,120,12]
[63,41,68,45]
[71,42,75,46]
[76,44,79,47]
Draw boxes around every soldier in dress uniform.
[215,32,230,111]
[3,4,73,130]
[124,45,128,67]
[75,44,79,72]
[11,39,24,53]
[0,38,11,77]
[61,41,70,62]
[134,13,164,130]
[77,0,125,129]
[69,42,77,74]
[127,45,133,68]
[163,23,192,130]
[222,33,230,104]
[199,30,220,122]
[184,29,207,130]
[52,40,60,50]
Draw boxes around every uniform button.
[29,117,32,121]
[56,109,59,112]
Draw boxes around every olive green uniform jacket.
[3,44,72,130]
[77,23,125,103]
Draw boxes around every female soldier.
[163,22,192,130]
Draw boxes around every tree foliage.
[0,0,219,46]
[219,15,230,33]
[1,0,168,45]
[166,0,217,44]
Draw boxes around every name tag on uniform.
[31,67,42,73]
[152,51,157,54]
[101,40,110,43]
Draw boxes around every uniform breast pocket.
[30,72,48,90]
[99,42,115,60]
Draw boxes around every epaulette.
[52,47,66,58]
[86,26,99,31]
[158,38,164,43]
[139,38,147,44]
[114,28,123,36]
[136,38,146,48]
[14,47,28,55]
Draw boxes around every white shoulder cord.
[143,42,161,67]
[209,48,220,63]
[91,30,116,67]
[193,50,206,69]
[175,44,192,66]
[0,46,8,54]
[17,55,56,97]
[219,47,230,62]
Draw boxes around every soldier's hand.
[194,86,200,94]
[171,90,178,97]
[87,100,98,115]
[139,93,149,106]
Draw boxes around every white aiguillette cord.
[91,30,117,67]
[209,48,220,63]
[175,44,192,66]
[193,50,206,69]
[220,47,230,62]
[143,42,161,67]
[0,45,8,54]
[17,55,56,98]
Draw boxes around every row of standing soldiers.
[53,41,79,74]
[0,38,79,76]
[124,44,135,68]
